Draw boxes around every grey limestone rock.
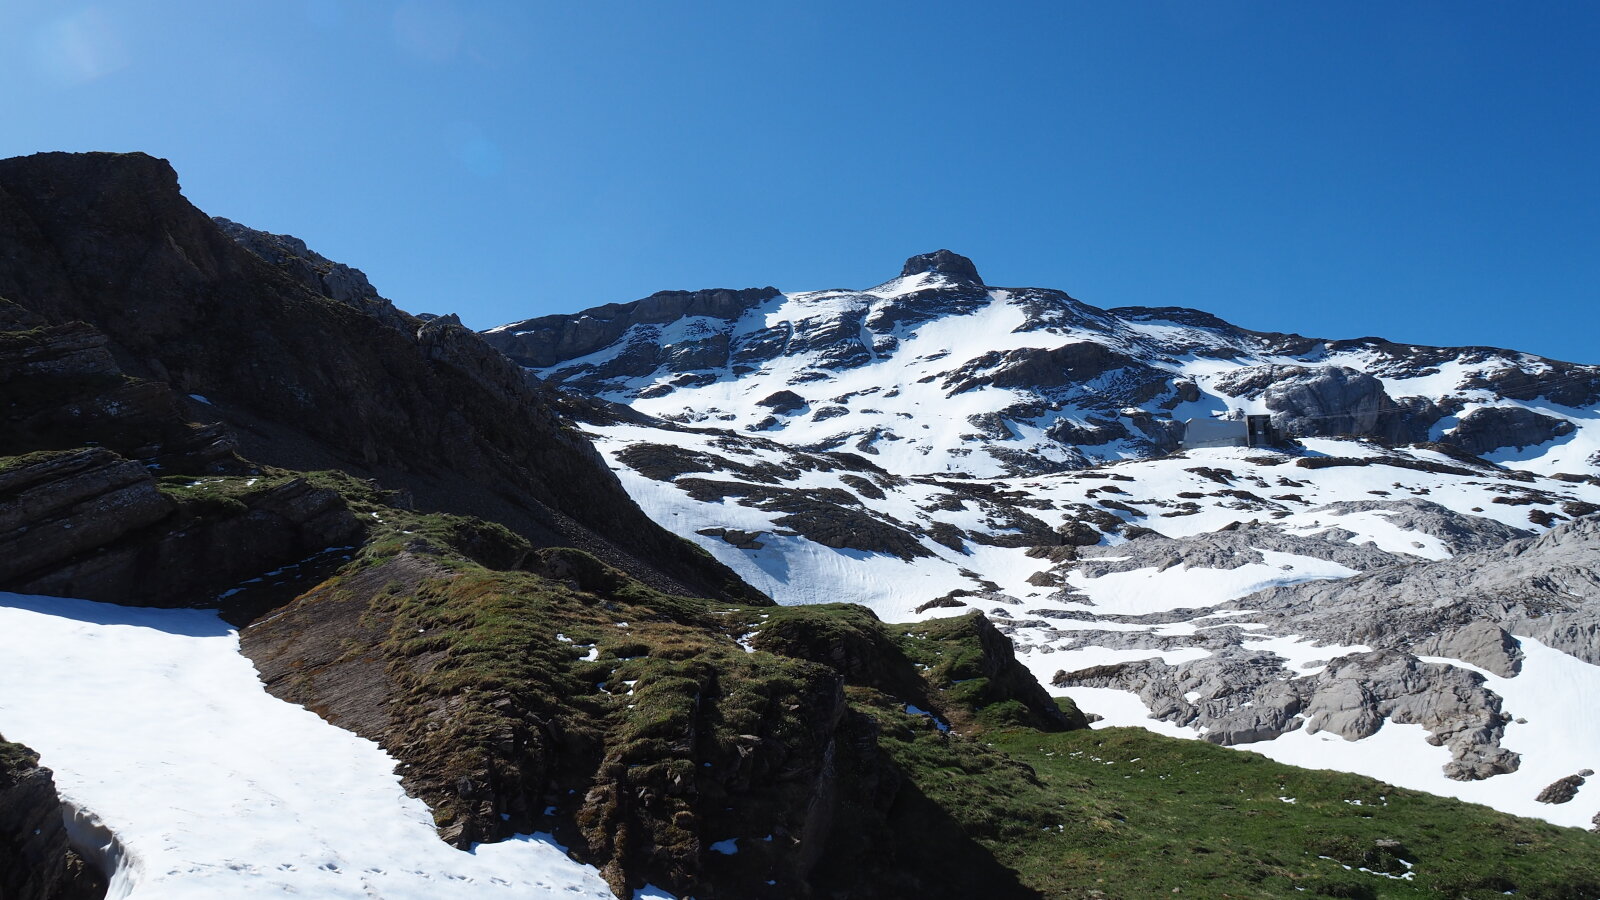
[1304,498,1532,556]
[1072,518,1409,578]
[1216,364,1408,441]
[1443,406,1576,455]
[1055,647,1518,780]
[1232,514,1600,665]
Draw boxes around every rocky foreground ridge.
[0,153,1598,897]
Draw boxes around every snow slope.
[495,257,1600,480]
[0,592,616,899]
[486,253,1600,829]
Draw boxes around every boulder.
[1535,774,1586,805]
[1216,364,1406,440]
[1443,406,1575,456]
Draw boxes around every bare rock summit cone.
[899,249,983,284]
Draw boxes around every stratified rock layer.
[0,737,104,900]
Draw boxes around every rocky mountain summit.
[485,249,1600,478]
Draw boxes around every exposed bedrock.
[1215,364,1415,440]
[899,249,982,284]
[1301,498,1533,556]
[1037,510,1600,784]
[213,216,410,332]
[486,287,781,369]
[0,737,106,900]
[1232,514,1600,666]
[0,303,237,468]
[1056,648,1518,780]
[0,446,365,605]
[942,342,1165,398]
[0,448,175,584]
[1443,406,1576,455]
[1071,518,1410,578]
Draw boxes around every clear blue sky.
[5,2,1598,363]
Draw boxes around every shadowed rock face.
[0,737,105,900]
[1447,406,1576,455]
[899,249,982,284]
[0,151,761,604]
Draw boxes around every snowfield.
[0,592,616,899]
[1240,637,1600,830]
[581,426,1600,831]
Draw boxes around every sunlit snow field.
[0,592,617,899]
[591,437,1600,832]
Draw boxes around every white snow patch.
[0,593,615,899]
[1246,638,1600,829]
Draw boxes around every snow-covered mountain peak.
[485,256,1600,480]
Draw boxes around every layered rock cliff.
[0,151,757,604]
[0,737,104,900]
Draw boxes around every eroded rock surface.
[1031,508,1600,783]
[0,737,105,900]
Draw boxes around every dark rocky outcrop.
[212,217,409,331]
[0,737,105,900]
[899,249,982,284]
[944,342,1158,397]
[1536,773,1587,805]
[674,478,932,560]
[0,300,236,468]
[0,448,175,584]
[486,287,780,369]
[1443,406,1576,455]
[0,151,758,605]
[0,447,366,605]
[755,390,807,414]
[1463,362,1600,408]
